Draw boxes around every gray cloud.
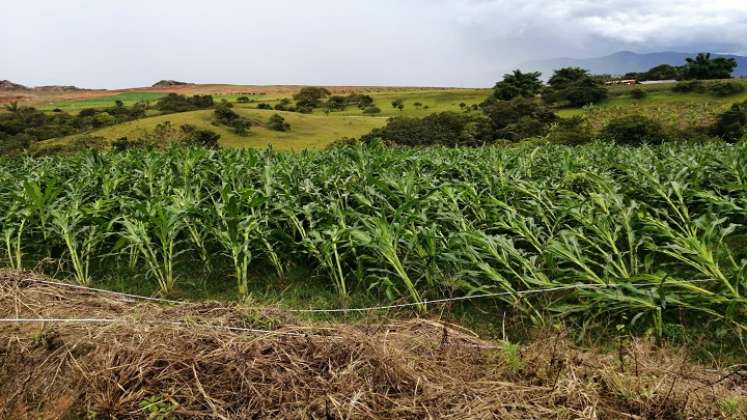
[1,0,746,88]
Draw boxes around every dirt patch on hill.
[0,271,744,419]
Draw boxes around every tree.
[293,87,331,109]
[180,125,221,148]
[490,70,543,101]
[643,64,679,81]
[680,53,737,80]
[544,67,607,107]
[391,99,404,110]
[325,96,347,112]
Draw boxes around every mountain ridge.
[520,51,747,78]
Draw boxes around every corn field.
[0,143,745,336]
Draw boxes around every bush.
[267,114,290,132]
[708,81,746,97]
[236,96,251,104]
[180,125,221,148]
[601,115,668,146]
[482,98,557,141]
[155,93,214,113]
[391,99,404,110]
[362,105,381,114]
[711,101,747,142]
[630,88,647,100]
[547,116,593,145]
[672,80,705,93]
[257,103,273,110]
[214,103,251,135]
[361,112,492,147]
[346,94,374,109]
[274,98,293,111]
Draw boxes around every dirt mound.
[33,85,89,92]
[0,80,29,91]
[153,80,191,87]
[0,271,744,419]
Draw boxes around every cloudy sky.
[2,0,746,88]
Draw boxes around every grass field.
[36,108,388,151]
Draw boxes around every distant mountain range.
[520,51,747,78]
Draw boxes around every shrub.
[711,101,747,142]
[630,88,647,100]
[482,98,557,141]
[547,116,593,145]
[346,93,374,109]
[542,68,607,107]
[155,93,214,113]
[391,99,404,110]
[362,105,381,114]
[672,80,706,93]
[257,103,273,110]
[267,114,290,132]
[180,125,221,148]
[361,112,492,147]
[214,103,251,135]
[92,112,116,128]
[708,81,746,97]
[601,115,668,146]
[274,98,293,111]
[236,96,251,103]
[325,96,347,112]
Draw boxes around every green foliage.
[711,101,747,142]
[257,103,273,110]
[491,70,543,101]
[180,125,221,148]
[482,98,557,141]
[236,96,251,104]
[274,98,293,111]
[544,68,607,107]
[155,93,214,113]
[1,144,745,335]
[547,116,593,145]
[630,88,647,100]
[325,95,348,112]
[601,115,668,145]
[708,81,746,97]
[391,99,404,110]
[362,112,492,146]
[672,80,706,93]
[362,105,381,114]
[267,114,290,132]
[346,93,374,109]
[213,103,251,135]
[680,52,737,80]
[641,64,680,81]
[293,87,331,109]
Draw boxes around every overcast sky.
[2,0,747,88]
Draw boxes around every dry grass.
[0,271,744,419]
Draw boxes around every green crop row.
[0,143,745,337]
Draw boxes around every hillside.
[521,51,747,77]
[36,108,387,151]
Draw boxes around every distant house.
[639,80,677,85]
[604,79,638,86]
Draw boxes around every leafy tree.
[543,68,607,107]
[346,93,374,109]
[293,87,331,109]
[214,103,250,135]
[643,64,680,81]
[155,93,214,113]
[680,53,737,80]
[274,98,293,111]
[325,96,347,112]
[482,98,557,140]
[362,112,492,146]
[490,70,544,101]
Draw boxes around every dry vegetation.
[1,271,744,419]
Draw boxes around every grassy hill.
[36,108,388,151]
